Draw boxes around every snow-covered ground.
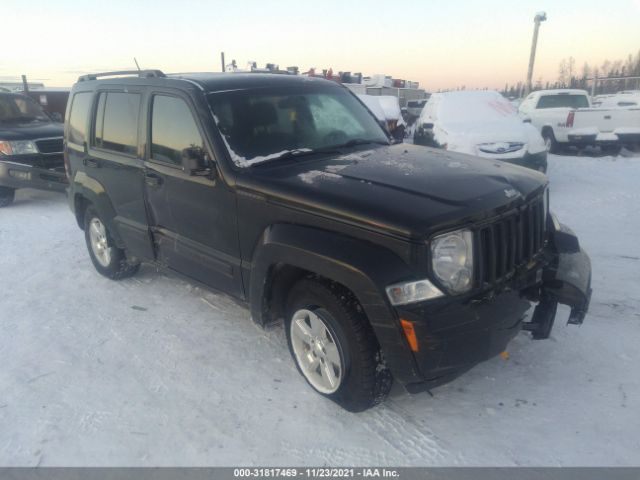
[1,153,639,466]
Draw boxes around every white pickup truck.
[518,89,640,153]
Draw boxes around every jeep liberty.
[65,70,592,411]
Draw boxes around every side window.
[68,92,93,146]
[151,95,204,166]
[94,92,140,155]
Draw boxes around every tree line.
[502,50,640,98]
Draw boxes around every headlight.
[431,229,474,294]
[0,140,39,155]
[386,279,443,306]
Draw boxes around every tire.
[542,129,559,154]
[83,205,140,280]
[285,278,393,412]
[0,187,15,207]
[601,144,622,156]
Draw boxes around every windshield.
[0,94,50,123]
[208,85,389,167]
[537,94,590,109]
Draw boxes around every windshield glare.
[208,85,389,167]
[0,94,50,122]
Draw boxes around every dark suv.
[0,92,67,206]
[65,70,592,411]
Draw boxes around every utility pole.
[21,74,29,93]
[525,12,547,96]
[221,52,225,72]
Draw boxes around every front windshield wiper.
[248,139,389,168]
[332,138,390,148]
[250,147,341,167]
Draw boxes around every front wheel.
[0,187,15,207]
[285,278,393,412]
[84,206,140,280]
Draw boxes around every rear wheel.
[0,187,15,207]
[285,278,392,412]
[84,206,140,280]
[542,129,559,154]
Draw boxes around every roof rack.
[78,70,166,82]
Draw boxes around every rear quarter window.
[67,92,93,146]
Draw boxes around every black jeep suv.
[0,92,67,206]
[65,70,592,411]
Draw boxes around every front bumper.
[0,159,68,192]
[393,219,592,393]
[567,131,640,148]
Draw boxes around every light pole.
[525,11,547,96]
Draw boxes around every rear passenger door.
[86,88,154,261]
[143,91,243,298]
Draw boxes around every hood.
[240,144,547,239]
[0,121,63,141]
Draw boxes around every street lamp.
[525,11,547,96]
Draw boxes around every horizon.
[2,0,639,92]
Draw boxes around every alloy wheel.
[290,308,343,394]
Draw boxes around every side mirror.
[50,112,63,122]
[182,146,213,176]
[522,117,532,124]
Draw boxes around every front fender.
[248,223,424,384]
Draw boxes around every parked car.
[518,89,640,153]
[414,90,548,172]
[406,99,428,118]
[357,94,406,141]
[0,92,67,207]
[593,93,640,108]
[65,70,591,411]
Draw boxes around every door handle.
[84,158,100,168]
[145,173,163,187]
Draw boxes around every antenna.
[134,58,141,71]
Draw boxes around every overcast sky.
[3,0,639,91]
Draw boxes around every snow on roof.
[534,89,589,96]
[357,94,405,126]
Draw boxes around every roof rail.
[77,70,166,82]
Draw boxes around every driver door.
[143,91,243,298]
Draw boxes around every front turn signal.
[400,319,419,352]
